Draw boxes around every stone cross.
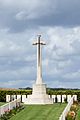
[33,35,46,84]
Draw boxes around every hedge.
[0,89,80,102]
[0,90,32,102]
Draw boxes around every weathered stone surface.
[6,95,10,102]
[24,35,53,104]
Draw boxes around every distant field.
[9,103,66,120]
[75,105,80,120]
[0,102,6,106]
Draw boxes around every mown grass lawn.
[0,102,6,106]
[9,103,66,120]
[75,105,80,120]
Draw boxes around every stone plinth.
[24,84,53,104]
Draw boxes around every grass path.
[0,102,6,106]
[9,103,66,120]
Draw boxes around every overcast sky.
[0,0,80,88]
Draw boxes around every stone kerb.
[0,98,21,117]
[0,102,10,115]
[59,96,74,120]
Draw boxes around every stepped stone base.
[24,84,53,104]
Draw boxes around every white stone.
[22,95,26,102]
[67,95,71,103]
[57,95,61,102]
[27,95,32,99]
[73,95,77,101]
[17,95,21,101]
[52,95,56,102]
[13,95,16,100]
[59,96,74,120]
[25,84,53,104]
[11,95,14,101]
[6,95,10,102]
[62,95,66,103]
[49,95,51,98]
[24,35,53,104]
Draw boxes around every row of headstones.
[49,95,77,103]
[6,95,77,103]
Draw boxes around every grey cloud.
[0,0,80,88]
[0,79,33,88]
[0,0,80,32]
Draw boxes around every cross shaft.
[33,35,46,84]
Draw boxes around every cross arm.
[33,41,37,45]
[33,41,46,45]
[40,41,46,45]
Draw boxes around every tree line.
[0,89,80,102]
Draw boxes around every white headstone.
[17,95,21,101]
[67,95,71,103]
[6,95,10,102]
[11,95,14,101]
[73,95,77,101]
[22,95,26,102]
[49,95,51,98]
[27,95,32,99]
[62,95,66,103]
[57,95,61,102]
[13,95,16,100]
[52,95,56,102]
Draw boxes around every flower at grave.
[69,111,75,117]
[4,109,10,114]
[66,111,76,120]
[4,110,8,114]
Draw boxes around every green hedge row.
[0,90,32,102]
[0,89,80,102]
[47,89,80,101]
